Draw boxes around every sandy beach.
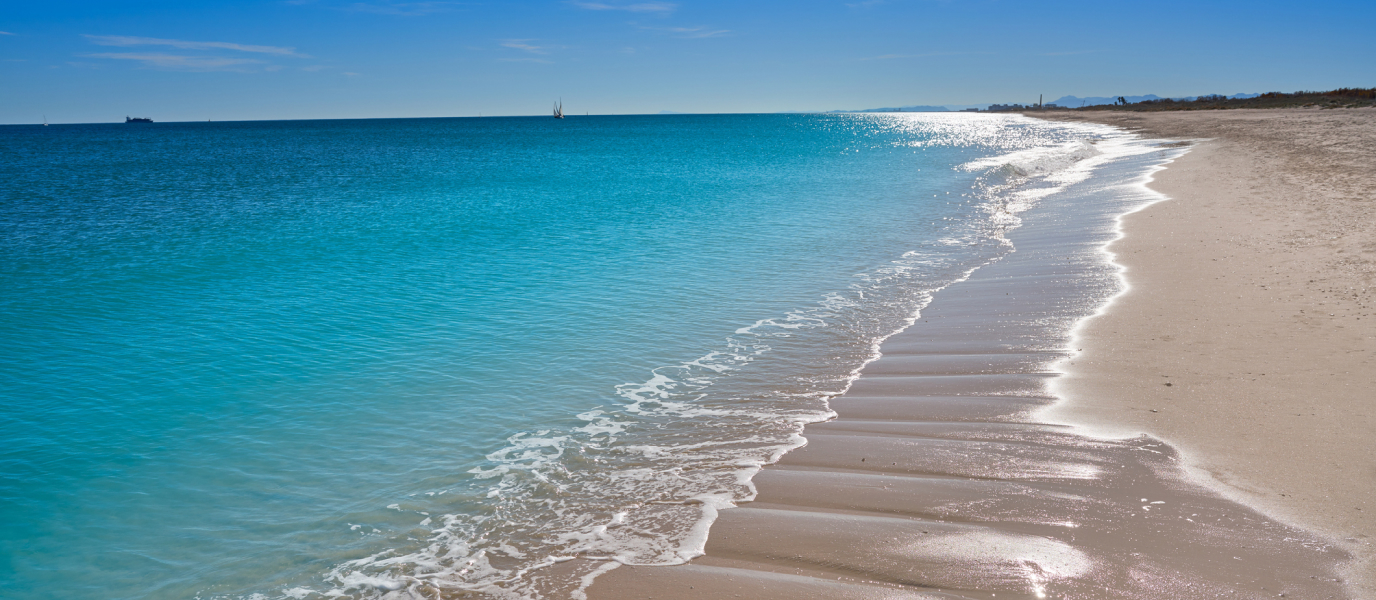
[1037,108,1376,596]
[587,109,1373,599]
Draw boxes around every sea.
[1,113,1136,599]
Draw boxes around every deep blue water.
[0,113,1099,599]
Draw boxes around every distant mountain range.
[821,93,1262,113]
[1048,93,1260,107]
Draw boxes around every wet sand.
[1035,108,1376,596]
[585,115,1363,600]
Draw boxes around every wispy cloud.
[670,27,729,38]
[83,53,266,71]
[570,1,675,12]
[80,34,314,72]
[0,31,16,36]
[846,0,885,7]
[858,51,971,60]
[501,39,549,54]
[498,39,557,63]
[638,25,730,39]
[83,35,307,57]
[344,2,457,15]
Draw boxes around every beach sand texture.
[1037,108,1375,596]
[588,111,1370,599]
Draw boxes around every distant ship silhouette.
[126,116,153,123]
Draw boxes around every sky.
[1,0,1373,123]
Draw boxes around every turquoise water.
[0,114,1102,599]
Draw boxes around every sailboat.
[43,116,48,127]
[553,99,564,119]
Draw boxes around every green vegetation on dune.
[1080,88,1376,111]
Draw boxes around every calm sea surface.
[0,114,1108,599]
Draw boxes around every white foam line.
[1030,131,1366,565]
[1036,134,1201,436]
[571,561,621,600]
[552,116,1124,596]
[1021,132,1353,551]
[570,115,1166,596]
[287,114,1173,600]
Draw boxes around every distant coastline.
[1072,87,1376,111]
[829,87,1375,115]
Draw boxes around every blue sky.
[2,0,1372,123]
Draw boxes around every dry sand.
[1036,108,1376,596]
[586,110,1372,599]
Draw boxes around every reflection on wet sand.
[588,138,1348,599]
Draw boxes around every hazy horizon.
[2,89,1274,125]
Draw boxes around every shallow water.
[584,134,1348,599]
[1,114,1114,599]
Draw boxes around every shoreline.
[587,117,1354,599]
[1032,108,1375,596]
